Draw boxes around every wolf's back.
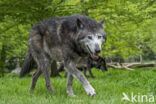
[19,50,35,78]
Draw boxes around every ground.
[0,68,156,104]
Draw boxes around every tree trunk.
[50,60,60,77]
[0,44,6,77]
[140,55,143,64]
[107,62,156,70]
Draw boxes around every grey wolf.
[58,56,108,78]
[19,15,106,96]
[85,56,108,78]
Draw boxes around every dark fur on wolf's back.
[20,15,106,96]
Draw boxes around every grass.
[0,68,156,104]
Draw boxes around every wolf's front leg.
[66,72,75,97]
[65,61,96,96]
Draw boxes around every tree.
[0,0,155,74]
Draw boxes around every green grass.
[0,68,156,104]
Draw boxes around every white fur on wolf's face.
[81,33,106,54]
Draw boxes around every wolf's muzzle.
[95,44,101,54]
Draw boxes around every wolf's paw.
[67,90,76,97]
[85,86,96,96]
[67,93,76,97]
[67,88,76,97]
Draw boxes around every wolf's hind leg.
[32,51,54,93]
[66,72,75,97]
[38,56,53,92]
[30,69,42,90]
[42,64,54,93]
[83,68,87,77]
[88,68,94,78]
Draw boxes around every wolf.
[19,15,106,96]
[85,56,108,78]
[58,56,108,78]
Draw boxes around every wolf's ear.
[76,18,84,29]
[99,18,104,25]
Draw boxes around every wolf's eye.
[88,36,92,40]
[98,36,102,39]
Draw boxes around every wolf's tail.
[19,50,35,78]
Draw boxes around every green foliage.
[0,0,156,72]
[86,0,156,59]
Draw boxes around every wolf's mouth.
[87,45,99,59]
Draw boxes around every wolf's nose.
[95,44,101,53]
[95,49,101,54]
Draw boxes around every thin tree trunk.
[140,55,143,64]
[0,44,6,77]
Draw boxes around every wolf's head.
[76,17,106,59]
